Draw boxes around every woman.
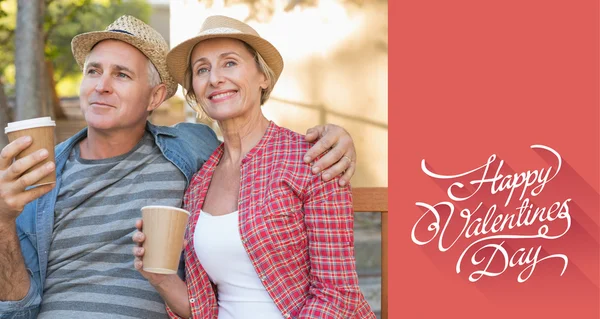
[133,15,375,319]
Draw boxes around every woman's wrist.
[153,274,192,317]
[153,274,183,291]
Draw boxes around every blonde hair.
[183,40,275,117]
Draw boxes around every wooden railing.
[353,187,388,319]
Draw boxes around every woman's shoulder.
[270,123,313,151]
[265,124,314,177]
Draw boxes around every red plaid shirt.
[167,122,374,319]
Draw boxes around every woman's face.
[190,38,268,122]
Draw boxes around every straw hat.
[166,15,284,87]
[71,15,178,99]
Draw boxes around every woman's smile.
[208,90,238,102]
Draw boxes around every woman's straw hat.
[166,15,284,87]
[71,15,178,99]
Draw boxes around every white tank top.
[194,210,284,319]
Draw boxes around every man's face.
[79,40,155,133]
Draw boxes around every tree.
[0,78,9,147]
[0,0,14,147]
[197,0,378,23]
[14,0,46,120]
[44,0,151,86]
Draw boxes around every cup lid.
[141,205,191,216]
[5,117,56,134]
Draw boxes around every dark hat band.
[109,29,134,36]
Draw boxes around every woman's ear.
[259,75,270,91]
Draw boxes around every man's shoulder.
[149,121,214,138]
[172,122,217,137]
[150,122,220,159]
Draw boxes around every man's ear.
[147,83,167,112]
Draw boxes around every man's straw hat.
[166,15,284,87]
[71,15,178,99]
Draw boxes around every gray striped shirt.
[39,132,186,318]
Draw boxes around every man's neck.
[79,125,146,160]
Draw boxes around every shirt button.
[241,238,247,244]
[283,313,290,318]
[189,298,196,303]
[261,275,267,281]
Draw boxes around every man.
[0,16,357,318]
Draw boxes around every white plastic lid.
[5,117,56,134]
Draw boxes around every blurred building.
[147,0,171,45]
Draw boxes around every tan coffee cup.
[4,117,56,187]
[141,205,190,274]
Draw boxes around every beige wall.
[149,3,170,45]
[169,0,388,187]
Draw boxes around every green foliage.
[0,0,16,76]
[0,0,152,96]
[45,0,152,85]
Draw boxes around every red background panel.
[389,1,599,318]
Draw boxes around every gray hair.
[146,60,161,88]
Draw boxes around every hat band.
[109,29,134,36]
[199,27,245,36]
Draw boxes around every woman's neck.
[218,113,270,165]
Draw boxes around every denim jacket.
[0,121,220,319]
